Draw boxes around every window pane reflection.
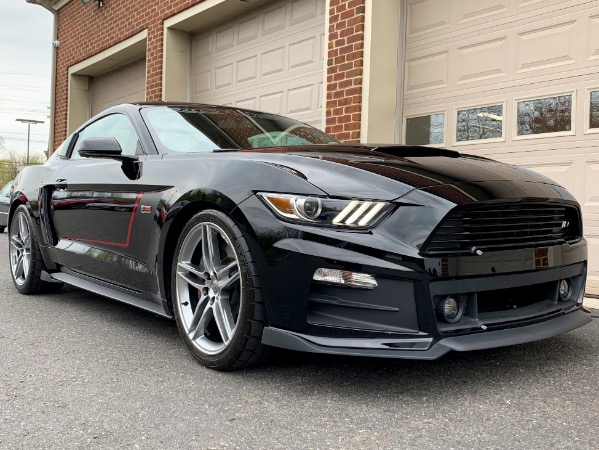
[456,105,503,142]
[405,113,445,145]
[590,90,599,129]
[517,95,572,136]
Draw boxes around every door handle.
[55,179,67,190]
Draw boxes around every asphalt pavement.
[0,232,598,449]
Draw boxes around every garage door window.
[516,94,573,137]
[589,90,599,129]
[405,112,445,146]
[455,104,504,144]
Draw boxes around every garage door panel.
[405,1,596,103]
[584,160,599,208]
[91,59,146,116]
[192,0,325,128]
[404,0,599,294]
[456,37,507,85]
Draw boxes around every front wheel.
[171,209,272,370]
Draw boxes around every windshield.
[143,106,338,153]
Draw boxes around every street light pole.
[16,118,45,166]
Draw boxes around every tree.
[0,149,46,187]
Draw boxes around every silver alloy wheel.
[10,211,32,286]
[175,221,242,355]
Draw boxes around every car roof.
[131,101,268,116]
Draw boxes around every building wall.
[52,0,366,149]
[325,0,365,142]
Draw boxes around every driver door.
[49,113,154,292]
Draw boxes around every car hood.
[230,144,562,200]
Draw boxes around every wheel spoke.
[213,298,235,344]
[190,302,213,340]
[177,261,205,280]
[14,255,24,280]
[22,252,30,278]
[10,236,23,251]
[176,270,205,291]
[216,261,237,279]
[193,310,213,340]
[201,224,221,274]
[218,269,240,291]
[18,214,29,245]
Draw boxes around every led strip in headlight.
[258,193,393,228]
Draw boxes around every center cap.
[206,278,219,293]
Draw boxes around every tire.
[171,209,272,370]
[9,205,64,294]
[0,226,5,233]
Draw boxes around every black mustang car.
[8,103,591,370]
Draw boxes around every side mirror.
[78,137,137,162]
[78,137,123,158]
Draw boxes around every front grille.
[422,202,581,256]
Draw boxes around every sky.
[0,1,53,159]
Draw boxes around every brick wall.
[53,0,367,148]
[324,0,366,143]
[54,0,200,149]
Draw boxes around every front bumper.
[237,194,592,358]
[262,309,591,359]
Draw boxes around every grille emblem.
[561,220,569,228]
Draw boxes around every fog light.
[436,295,463,323]
[313,268,377,289]
[558,279,571,301]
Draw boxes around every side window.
[72,114,141,159]
[1,182,12,197]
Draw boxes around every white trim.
[54,0,71,9]
[452,101,506,147]
[163,0,226,30]
[360,0,373,142]
[402,109,447,148]
[512,90,576,141]
[69,30,148,76]
[395,0,407,145]
[322,0,331,130]
[584,86,599,135]
[163,0,271,32]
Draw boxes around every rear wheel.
[171,209,272,370]
[9,205,63,294]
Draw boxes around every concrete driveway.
[0,233,597,449]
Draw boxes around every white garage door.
[91,59,146,116]
[403,0,599,295]
[191,0,326,128]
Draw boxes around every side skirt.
[45,269,173,319]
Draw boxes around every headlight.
[257,192,394,228]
